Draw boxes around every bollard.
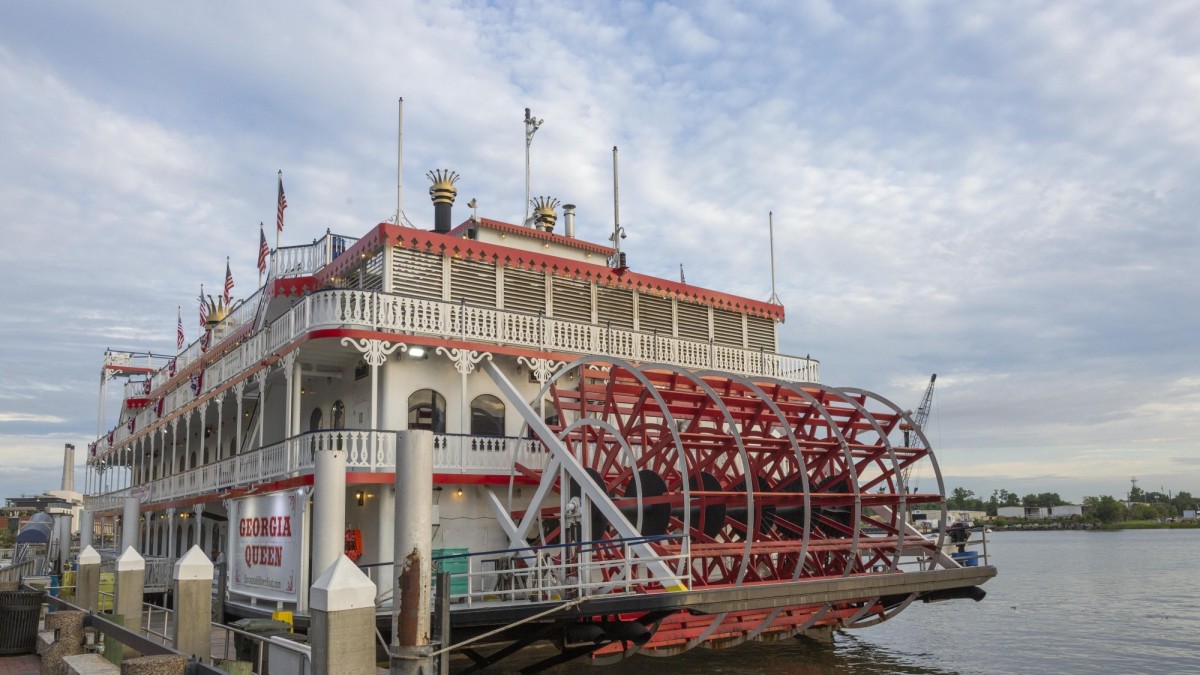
[310,555,377,675]
[115,548,145,659]
[77,546,101,614]
[171,546,213,663]
[40,610,85,675]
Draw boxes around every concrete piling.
[77,546,101,614]
[310,555,378,675]
[114,548,145,658]
[171,546,213,663]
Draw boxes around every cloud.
[0,1,1197,503]
[0,413,66,423]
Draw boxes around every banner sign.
[229,493,303,602]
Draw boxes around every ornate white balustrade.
[86,431,545,510]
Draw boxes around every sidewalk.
[0,654,39,675]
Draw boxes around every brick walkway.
[0,654,39,675]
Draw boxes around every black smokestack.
[427,169,459,233]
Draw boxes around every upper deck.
[90,219,817,458]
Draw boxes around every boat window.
[470,394,505,437]
[309,407,323,431]
[408,389,446,433]
[331,400,345,429]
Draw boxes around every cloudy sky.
[0,1,1196,504]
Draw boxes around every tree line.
[944,487,1198,524]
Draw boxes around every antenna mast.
[396,97,404,225]
[610,146,625,266]
[768,211,781,304]
[524,107,543,225]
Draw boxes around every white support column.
[79,509,94,550]
[312,446,347,588]
[435,348,491,434]
[234,381,246,455]
[291,355,303,437]
[254,369,267,449]
[214,395,225,461]
[166,507,177,559]
[192,504,205,551]
[340,339,405,434]
[121,496,140,553]
[281,352,297,440]
[183,414,192,474]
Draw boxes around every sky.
[0,1,1197,505]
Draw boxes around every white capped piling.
[310,555,378,675]
[172,546,213,662]
[77,545,101,613]
[115,547,145,658]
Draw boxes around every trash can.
[0,588,46,655]
[231,618,294,671]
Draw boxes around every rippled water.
[523,529,1200,674]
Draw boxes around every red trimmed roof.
[317,222,784,320]
[446,218,617,256]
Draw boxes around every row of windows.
[409,389,505,436]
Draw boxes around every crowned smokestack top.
[427,169,459,233]
[531,196,560,233]
[62,443,75,492]
[562,204,576,238]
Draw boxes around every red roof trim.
[447,218,617,256]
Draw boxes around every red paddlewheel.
[509,356,949,656]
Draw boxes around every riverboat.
[81,118,995,668]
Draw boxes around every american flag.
[154,398,165,418]
[200,330,211,353]
[107,430,114,446]
[223,258,234,304]
[127,418,135,433]
[276,172,287,232]
[168,358,177,377]
[176,307,184,351]
[190,369,205,395]
[199,285,208,328]
[258,222,270,275]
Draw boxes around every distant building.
[2,491,83,532]
[997,506,1048,519]
[1049,504,1082,519]
[1183,510,1196,520]
[996,505,1081,520]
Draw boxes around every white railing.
[272,232,358,279]
[89,430,548,509]
[94,287,817,459]
[432,434,551,474]
[441,535,691,608]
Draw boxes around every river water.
[537,529,1200,674]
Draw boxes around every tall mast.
[524,108,543,225]
[611,146,623,265]
[396,97,404,225]
[768,211,781,304]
